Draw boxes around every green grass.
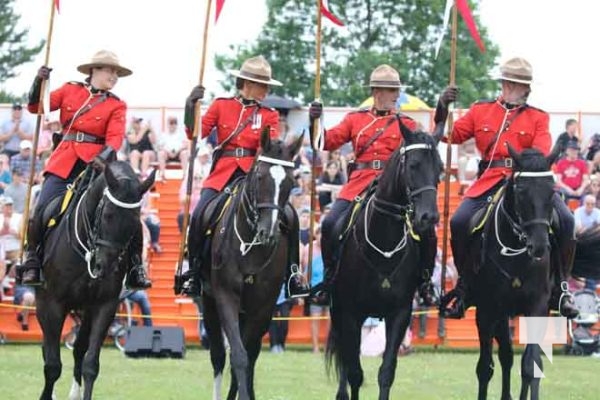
[0,344,597,399]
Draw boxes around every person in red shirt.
[555,141,589,201]
[439,57,577,319]
[308,64,453,305]
[19,50,151,289]
[178,56,309,298]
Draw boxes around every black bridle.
[72,179,142,278]
[233,154,295,257]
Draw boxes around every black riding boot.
[417,229,438,307]
[19,216,44,286]
[311,234,337,306]
[439,238,473,319]
[125,227,152,289]
[285,208,310,298]
[549,238,578,319]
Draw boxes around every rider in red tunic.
[20,50,151,289]
[438,57,577,318]
[178,56,310,298]
[309,64,451,305]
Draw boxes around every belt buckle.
[75,132,84,142]
[235,148,245,157]
[504,158,513,168]
[372,160,382,170]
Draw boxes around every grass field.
[0,344,597,399]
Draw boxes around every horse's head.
[245,127,303,244]
[505,144,559,261]
[391,120,443,233]
[89,161,155,278]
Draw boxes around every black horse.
[468,146,560,400]
[197,128,302,400]
[326,121,443,400]
[34,161,154,400]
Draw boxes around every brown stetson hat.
[77,50,132,77]
[497,57,533,85]
[227,56,282,86]
[368,64,407,89]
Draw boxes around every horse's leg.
[341,314,364,400]
[520,302,549,400]
[69,313,93,400]
[475,307,496,400]
[326,306,349,400]
[81,301,120,400]
[203,294,226,400]
[36,295,67,400]
[214,291,250,400]
[494,316,514,400]
[378,308,411,400]
[241,320,269,400]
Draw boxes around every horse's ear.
[506,143,521,165]
[139,169,156,195]
[104,164,118,189]
[289,132,304,158]
[260,126,271,153]
[398,116,413,142]
[546,145,561,166]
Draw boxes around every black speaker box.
[124,326,186,359]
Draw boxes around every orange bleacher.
[2,176,575,349]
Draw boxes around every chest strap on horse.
[205,183,241,236]
[471,185,507,234]
[47,169,90,228]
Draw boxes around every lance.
[306,0,324,291]
[176,0,213,287]
[440,2,458,304]
[19,0,58,261]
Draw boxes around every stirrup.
[287,264,310,298]
[558,281,578,319]
[439,290,467,319]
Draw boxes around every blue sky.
[4,0,600,111]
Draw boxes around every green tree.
[215,0,499,108]
[0,0,44,89]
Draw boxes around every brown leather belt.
[479,158,513,169]
[354,159,386,171]
[221,148,256,157]
[62,132,105,145]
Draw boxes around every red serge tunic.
[28,82,126,179]
[321,109,417,201]
[451,99,551,198]
[186,97,279,191]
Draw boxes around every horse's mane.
[515,149,550,172]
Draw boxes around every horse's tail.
[573,226,600,280]
[324,313,343,380]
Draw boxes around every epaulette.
[349,108,370,114]
[67,81,86,86]
[473,99,495,105]
[525,104,546,114]
[215,96,235,101]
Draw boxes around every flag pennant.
[320,0,344,27]
[54,0,60,13]
[434,0,485,58]
[215,0,226,23]
[456,0,485,52]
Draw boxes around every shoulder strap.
[215,106,260,151]
[63,92,110,133]
[483,105,529,157]
[354,114,398,159]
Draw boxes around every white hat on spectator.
[20,140,33,150]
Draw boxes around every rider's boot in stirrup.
[19,216,44,286]
[417,229,438,307]
[126,254,152,290]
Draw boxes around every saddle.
[468,185,506,235]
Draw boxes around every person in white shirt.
[0,196,22,264]
[157,116,189,180]
[574,194,600,234]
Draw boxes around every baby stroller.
[564,289,600,356]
